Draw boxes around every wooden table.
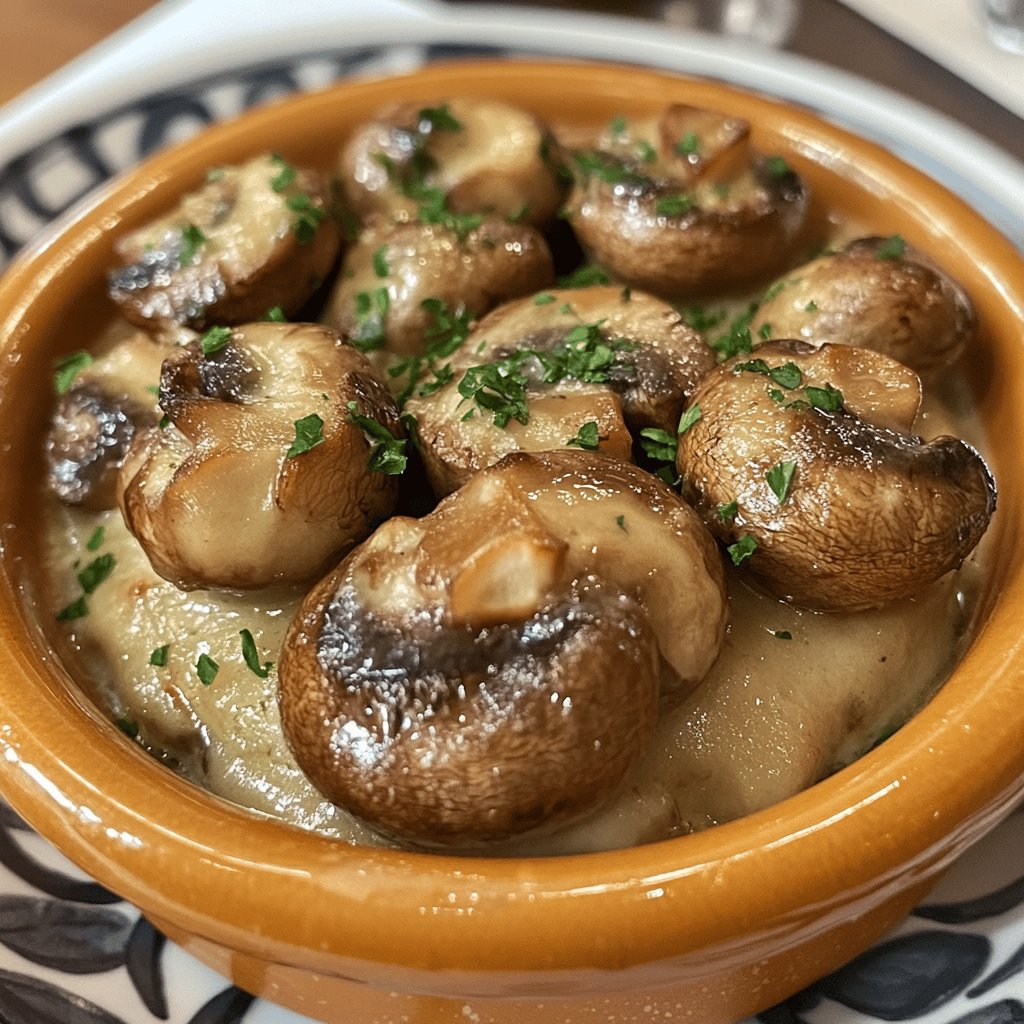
[0,0,156,107]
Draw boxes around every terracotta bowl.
[1,60,1023,1024]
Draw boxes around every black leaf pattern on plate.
[0,827,119,905]
[125,915,169,1019]
[917,875,1024,924]
[0,965,127,1023]
[968,940,1024,999]
[0,894,132,973]
[950,1000,1024,1024]
[814,930,990,1020]
[187,985,255,1024]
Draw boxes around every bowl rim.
[1,57,1024,984]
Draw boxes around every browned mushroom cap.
[278,449,726,847]
[108,154,340,332]
[118,322,402,590]
[338,99,566,228]
[46,331,168,510]
[749,236,976,375]
[676,340,996,611]
[321,215,554,358]
[405,285,715,495]
[564,105,807,298]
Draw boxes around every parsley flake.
[200,325,232,356]
[54,351,94,395]
[418,105,462,133]
[678,405,702,435]
[639,427,678,463]
[179,223,207,265]
[616,514,627,531]
[77,553,115,594]
[196,654,219,686]
[805,300,819,313]
[351,287,390,352]
[772,629,793,640]
[285,413,325,459]
[457,361,530,428]
[728,534,758,566]
[56,596,89,622]
[675,131,700,157]
[766,460,797,504]
[764,156,791,178]
[806,384,844,412]
[149,645,169,667]
[557,264,611,288]
[85,526,105,552]
[534,293,556,305]
[655,193,695,218]
[875,234,907,260]
[372,246,390,279]
[269,154,298,193]
[239,629,273,678]
[566,421,601,450]
[285,193,326,243]
[716,501,739,523]
[264,305,287,322]
[346,402,407,474]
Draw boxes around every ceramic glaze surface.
[0,59,1023,1024]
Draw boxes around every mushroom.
[405,285,715,495]
[321,215,554,358]
[563,104,808,298]
[118,322,403,590]
[46,331,168,510]
[676,339,996,611]
[108,154,341,332]
[749,236,976,375]
[339,98,566,229]
[278,449,727,847]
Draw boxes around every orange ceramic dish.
[0,61,1023,1024]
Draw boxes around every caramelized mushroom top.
[338,98,566,229]
[750,236,976,375]
[405,285,715,495]
[278,449,726,847]
[676,340,995,611]
[563,104,808,298]
[118,322,402,590]
[109,154,340,332]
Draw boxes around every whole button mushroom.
[405,285,715,495]
[109,154,340,333]
[339,98,566,229]
[676,340,996,611]
[750,236,976,376]
[564,104,808,299]
[278,450,727,847]
[321,215,554,358]
[47,332,167,510]
[118,322,404,591]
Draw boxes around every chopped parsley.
[806,384,845,412]
[616,514,627,531]
[179,223,207,265]
[346,402,407,474]
[608,115,628,137]
[56,596,89,622]
[766,460,797,504]
[566,421,601,450]
[269,154,298,193]
[875,234,907,260]
[556,263,611,288]
[758,323,773,340]
[200,325,232,356]
[54,351,94,395]
[372,246,390,279]
[571,150,652,189]
[350,287,390,352]
[149,645,169,667]
[77,553,115,595]
[285,413,325,459]
[239,629,273,678]
[457,360,530,428]
[772,630,793,640]
[716,500,739,523]
[389,297,473,405]
[710,304,757,362]
[285,193,326,243]
[85,526,105,552]
[805,300,819,313]
[764,156,791,179]
[675,131,700,157]
[264,305,287,322]
[418,104,462,133]
[728,534,758,566]
[634,140,658,163]
[196,654,219,686]
[654,193,695,218]
[534,293,556,305]
[682,306,728,335]
[678,405,702,435]
[639,427,678,463]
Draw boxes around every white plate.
[2,7,1024,1024]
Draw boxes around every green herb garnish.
[346,402,407,474]
[179,223,207,265]
[200,325,232,356]
[350,286,390,352]
[54,351,93,395]
[677,405,702,435]
[239,629,273,679]
[616,514,626,531]
[717,501,739,523]
[772,630,793,640]
[196,654,219,686]
[534,293,556,305]
[285,193,326,243]
[655,193,694,218]
[766,460,797,504]
[764,156,791,178]
[728,534,758,566]
[285,413,325,459]
[556,263,611,288]
[875,234,907,260]
[56,596,89,622]
[639,427,677,463]
[418,105,462,133]
[372,246,390,279]
[806,384,844,412]
[149,645,169,667]
[264,305,287,322]
[457,360,530,428]
[85,526,105,552]
[269,154,297,193]
[566,421,601,450]
[675,131,700,157]
[77,553,115,594]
